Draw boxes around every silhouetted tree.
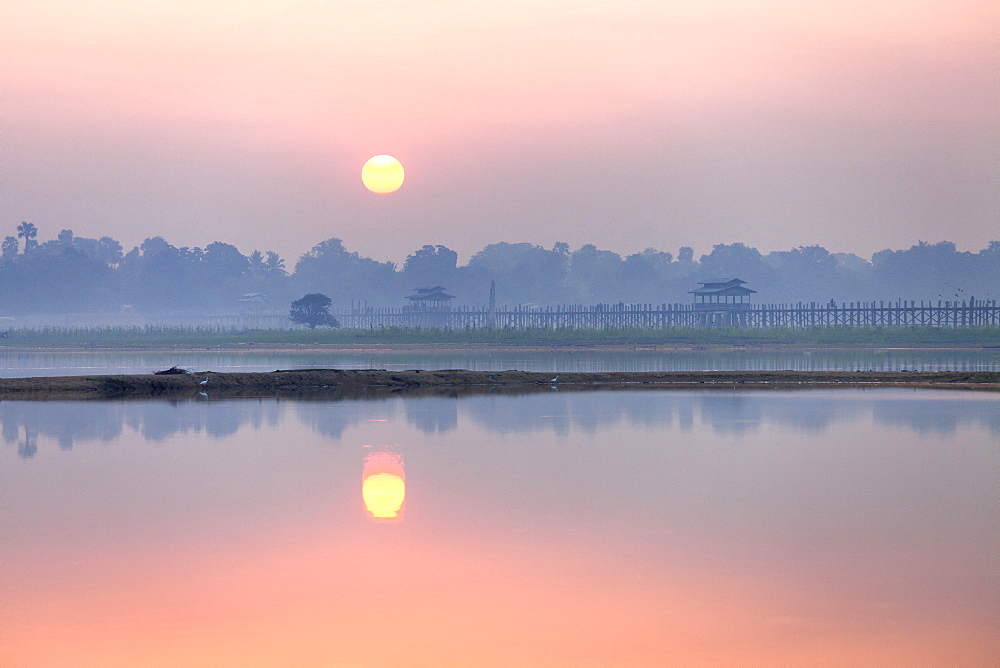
[402,244,458,288]
[119,237,200,311]
[265,250,286,275]
[621,248,674,302]
[568,244,623,302]
[289,293,340,328]
[293,238,397,307]
[466,242,571,304]
[872,241,978,301]
[248,250,266,275]
[17,221,38,252]
[242,249,292,304]
[0,242,116,313]
[698,243,780,299]
[973,242,1000,300]
[1,236,17,259]
[0,217,996,315]
[765,245,849,302]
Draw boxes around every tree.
[203,241,248,279]
[0,243,117,314]
[289,293,340,328]
[764,245,846,302]
[466,242,571,304]
[698,243,779,297]
[96,237,125,266]
[248,250,266,276]
[872,241,976,301]
[621,248,674,302]
[292,238,397,306]
[264,251,286,275]
[17,221,38,252]
[568,244,623,302]
[402,244,458,288]
[1,236,17,259]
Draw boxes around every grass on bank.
[1,325,999,347]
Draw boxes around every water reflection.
[362,448,405,522]
[2,390,997,457]
[1,390,997,665]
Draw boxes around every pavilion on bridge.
[689,278,756,326]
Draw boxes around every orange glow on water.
[362,450,405,521]
[2,396,998,666]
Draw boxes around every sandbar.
[0,369,996,400]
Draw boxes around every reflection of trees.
[18,424,37,459]
[1,402,125,452]
[458,391,999,438]
[2,392,995,459]
[129,401,256,441]
[405,396,458,434]
[2,413,19,443]
[463,393,687,435]
[699,394,763,435]
[294,399,401,440]
[0,398,283,455]
[872,397,1000,436]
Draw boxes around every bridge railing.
[331,299,1000,329]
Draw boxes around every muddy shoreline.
[0,369,997,400]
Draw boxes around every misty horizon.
[1,221,997,316]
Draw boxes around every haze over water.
[2,389,997,665]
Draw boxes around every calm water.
[1,346,999,377]
[1,389,997,666]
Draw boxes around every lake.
[1,346,999,377]
[2,388,997,666]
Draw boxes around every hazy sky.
[2,1,997,264]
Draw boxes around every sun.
[361,155,404,194]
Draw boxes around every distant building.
[404,286,455,311]
[237,293,271,314]
[689,278,756,326]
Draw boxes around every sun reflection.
[362,449,405,522]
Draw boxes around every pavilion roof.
[406,286,455,301]
[690,285,756,296]
[689,278,756,296]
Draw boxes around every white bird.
[199,378,208,385]
[198,391,208,397]
[550,376,559,383]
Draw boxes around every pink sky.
[2,0,997,264]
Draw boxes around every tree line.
[1,222,997,315]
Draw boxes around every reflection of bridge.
[334,299,1000,329]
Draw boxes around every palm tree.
[248,249,266,276]
[17,221,38,252]
[265,251,286,275]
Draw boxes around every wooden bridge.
[332,299,1000,330]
